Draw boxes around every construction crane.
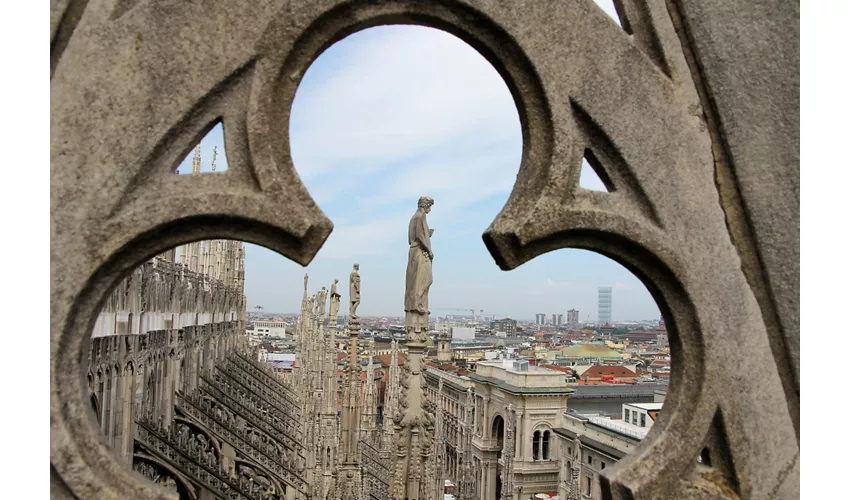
[435,308,484,328]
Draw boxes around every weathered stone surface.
[51,0,799,498]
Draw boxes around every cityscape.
[50,0,801,499]
[87,191,672,500]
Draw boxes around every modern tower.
[567,309,579,329]
[598,287,613,325]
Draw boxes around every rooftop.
[468,359,574,395]
[569,383,669,399]
[560,344,623,359]
[626,402,664,411]
[476,358,556,373]
[588,416,652,439]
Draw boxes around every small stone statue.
[329,278,341,321]
[349,263,361,319]
[331,279,342,299]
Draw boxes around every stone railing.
[177,393,309,494]
[229,352,300,406]
[218,360,303,426]
[135,417,258,500]
[360,440,389,500]
[199,376,305,455]
[210,369,303,440]
[233,351,299,396]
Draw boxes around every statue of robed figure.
[404,197,434,332]
[349,264,360,320]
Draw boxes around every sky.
[174,2,659,322]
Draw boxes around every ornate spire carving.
[390,196,436,500]
[381,340,400,457]
[361,356,378,445]
[334,263,363,499]
[320,281,341,499]
[192,144,201,174]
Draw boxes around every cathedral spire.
[361,356,378,445]
[192,144,201,174]
[390,196,437,500]
[335,263,364,499]
[210,145,218,172]
[381,340,400,457]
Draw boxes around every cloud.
[290,25,521,196]
[314,212,412,260]
[547,278,572,288]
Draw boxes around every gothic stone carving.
[53,1,798,499]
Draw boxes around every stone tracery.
[53,0,798,498]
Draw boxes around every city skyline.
[176,22,659,322]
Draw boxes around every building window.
[633,411,638,425]
[601,462,606,470]
[640,413,646,427]
[587,455,592,465]
[586,476,592,495]
[624,409,630,422]
[532,431,540,460]
[542,430,550,459]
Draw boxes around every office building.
[567,309,580,329]
[598,287,612,325]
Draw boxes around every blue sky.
[174,4,659,322]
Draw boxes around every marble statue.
[329,279,341,321]
[350,264,360,319]
[404,197,434,328]
[319,286,327,317]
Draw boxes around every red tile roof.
[377,353,407,367]
[581,365,638,379]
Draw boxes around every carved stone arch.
[51,0,799,498]
[132,453,198,500]
[531,421,554,433]
[124,360,134,377]
[89,393,101,424]
[490,413,504,440]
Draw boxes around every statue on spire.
[404,197,435,341]
[191,144,201,174]
[329,279,341,325]
[391,197,437,500]
[350,263,361,320]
